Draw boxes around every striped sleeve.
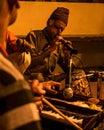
[0,53,42,130]
[0,80,42,130]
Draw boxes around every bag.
[72,69,91,96]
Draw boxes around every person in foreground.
[0,0,60,129]
[25,7,91,96]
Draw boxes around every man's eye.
[55,26,62,31]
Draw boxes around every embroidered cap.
[48,7,69,25]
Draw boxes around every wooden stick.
[42,97,83,130]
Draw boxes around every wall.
[8,1,104,36]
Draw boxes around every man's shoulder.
[29,30,46,40]
[30,30,43,35]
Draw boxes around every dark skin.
[30,79,61,111]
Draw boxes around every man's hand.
[31,79,46,95]
[16,39,34,53]
[42,80,61,94]
[30,80,61,111]
[30,79,45,111]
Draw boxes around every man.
[0,0,46,129]
[25,7,91,96]
[25,7,72,82]
[5,30,61,95]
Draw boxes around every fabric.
[9,52,31,73]
[0,46,42,130]
[72,69,91,96]
[25,28,91,97]
[6,30,31,73]
[6,30,20,54]
[48,7,69,25]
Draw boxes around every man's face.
[47,19,66,40]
